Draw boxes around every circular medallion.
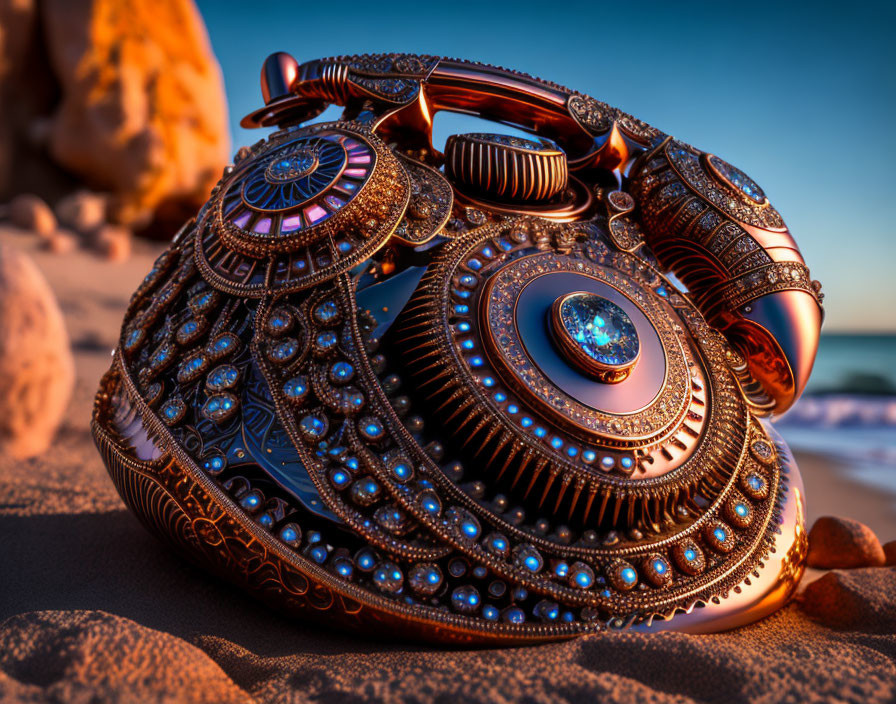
[210,122,410,259]
[196,122,411,292]
[549,292,640,383]
[226,131,372,239]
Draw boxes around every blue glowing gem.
[299,414,327,438]
[314,300,339,324]
[330,469,350,488]
[331,361,354,381]
[207,365,238,391]
[334,557,354,578]
[553,293,639,376]
[484,532,510,556]
[409,563,442,595]
[570,562,595,589]
[392,462,411,480]
[309,545,328,564]
[316,331,337,350]
[713,527,728,543]
[360,417,384,440]
[283,376,308,401]
[202,454,226,474]
[419,490,441,515]
[502,606,526,624]
[513,545,544,573]
[451,585,481,614]
[621,567,638,585]
[534,600,560,622]
[279,524,301,546]
[684,548,697,562]
[373,562,403,594]
[355,548,377,571]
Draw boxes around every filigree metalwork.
[92,52,822,645]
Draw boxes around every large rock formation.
[0,0,230,235]
[0,241,74,458]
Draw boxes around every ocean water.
[774,334,896,496]
[803,334,896,395]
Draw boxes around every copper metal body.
[91,52,822,645]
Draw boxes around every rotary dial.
[444,133,569,204]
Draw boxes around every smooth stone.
[0,241,74,458]
[9,194,56,237]
[55,190,107,235]
[807,516,886,569]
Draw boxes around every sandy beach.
[1,225,894,703]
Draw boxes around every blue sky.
[196,0,895,332]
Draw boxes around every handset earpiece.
[628,140,823,413]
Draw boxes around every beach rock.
[0,0,229,235]
[55,190,107,235]
[91,224,132,261]
[800,567,896,632]
[41,0,230,229]
[40,229,78,255]
[0,242,74,458]
[807,516,886,569]
[9,193,56,237]
[884,540,896,566]
[0,610,248,704]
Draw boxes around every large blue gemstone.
[555,293,639,372]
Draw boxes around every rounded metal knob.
[261,52,300,105]
[444,133,568,204]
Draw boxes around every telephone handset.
[245,51,822,414]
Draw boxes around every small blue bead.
[482,605,499,621]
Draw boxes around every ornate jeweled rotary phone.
[92,53,823,644]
